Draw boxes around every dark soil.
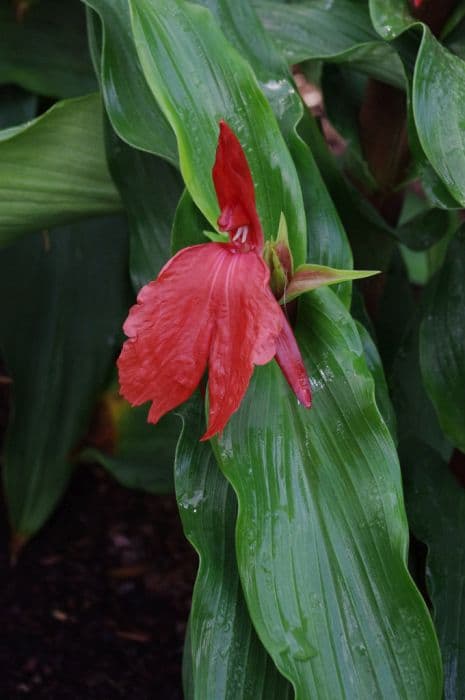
[0,465,197,699]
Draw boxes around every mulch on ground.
[0,464,197,699]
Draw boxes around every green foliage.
[176,395,292,698]
[0,94,121,245]
[214,290,441,698]
[0,0,96,97]
[0,217,130,537]
[420,225,465,451]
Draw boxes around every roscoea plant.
[0,0,464,697]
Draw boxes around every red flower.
[118,121,311,440]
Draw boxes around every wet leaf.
[176,395,292,698]
[84,0,177,161]
[0,94,121,246]
[0,0,96,97]
[105,123,183,290]
[129,0,307,265]
[213,289,442,698]
[402,440,465,700]
[420,225,465,451]
[0,216,130,538]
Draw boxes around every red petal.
[274,316,312,408]
[118,244,218,423]
[212,121,264,251]
[201,250,283,440]
[118,243,283,438]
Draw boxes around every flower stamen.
[232,225,249,243]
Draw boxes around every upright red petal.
[274,316,312,408]
[212,121,264,252]
[202,250,283,440]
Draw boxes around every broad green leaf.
[369,3,465,207]
[176,395,292,699]
[255,0,405,87]
[413,29,465,207]
[395,193,458,284]
[374,250,414,368]
[0,0,96,98]
[322,66,377,191]
[399,236,453,286]
[356,320,397,443]
[392,32,463,211]
[420,225,465,452]
[194,0,353,299]
[129,0,307,265]
[105,122,183,290]
[84,1,177,162]
[214,289,442,699]
[0,216,130,539]
[171,190,210,253]
[83,403,179,495]
[389,311,452,462]
[402,440,465,700]
[396,193,453,251]
[445,13,465,60]
[0,93,121,246]
[369,0,414,39]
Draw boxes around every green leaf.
[84,0,177,162]
[368,4,465,208]
[444,12,465,59]
[203,230,229,243]
[0,93,121,246]
[369,0,415,39]
[392,32,463,211]
[396,192,453,251]
[83,404,179,495]
[105,122,183,290]
[374,251,415,371]
[420,225,465,452]
[395,192,458,285]
[171,190,210,253]
[213,289,442,698]
[129,0,307,265]
[413,29,465,207]
[402,440,465,700]
[284,264,378,303]
[0,216,130,539]
[389,311,452,462]
[0,0,96,98]
[322,66,377,191]
[176,395,292,699]
[355,320,397,443]
[255,0,405,87]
